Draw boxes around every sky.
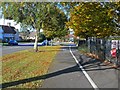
[57,3,70,20]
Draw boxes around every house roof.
[1,25,16,34]
[29,31,36,37]
[65,34,75,38]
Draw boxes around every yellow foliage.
[94,28,98,32]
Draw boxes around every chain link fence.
[87,37,120,66]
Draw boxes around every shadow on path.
[1,59,116,88]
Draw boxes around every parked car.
[8,40,18,45]
[41,40,49,46]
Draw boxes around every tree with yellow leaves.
[66,2,117,39]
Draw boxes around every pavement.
[41,46,120,89]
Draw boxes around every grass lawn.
[0,43,8,46]
[1,46,61,88]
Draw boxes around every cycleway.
[41,46,119,89]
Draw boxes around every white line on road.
[69,46,99,90]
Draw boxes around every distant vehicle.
[41,40,49,46]
[8,40,18,45]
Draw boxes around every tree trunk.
[34,33,38,52]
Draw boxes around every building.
[0,18,21,42]
[19,30,30,40]
[0,19,21,31]
[27,31,36,40]
[69,28,74,42]
[0,25,19,42]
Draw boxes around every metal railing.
[87,37,120,66]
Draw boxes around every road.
[41,46,119,89]
[1,42,75,56]
[2,45,33,56]
[1,42,46,56]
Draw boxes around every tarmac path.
[41,46,119,89]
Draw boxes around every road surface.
[1,42,75,56]
[2,46,33,56]
[1,42,46,56]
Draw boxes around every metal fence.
[87,37,120,66]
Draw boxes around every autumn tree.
[43,4,67,39]
[60,2,79,20]
[103,2,120,36]
[1,2,67,51]
[1,2,53,51]
[66,2,117,39]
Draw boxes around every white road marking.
[69,46,99,90]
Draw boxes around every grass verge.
[1,46,60,88]
[78,44,89,54]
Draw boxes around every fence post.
[88,37,91,53]
[117,40,120,65]
[94,37,97,55]
[103,38,106,61]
